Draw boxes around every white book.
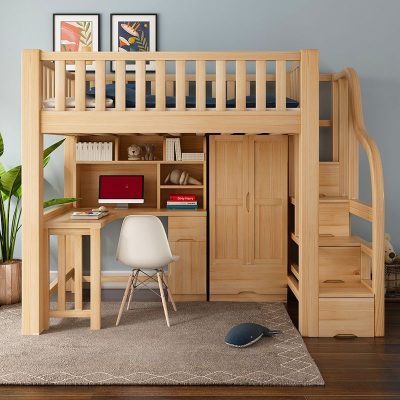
[107,142,112,160]
[82,142,89,161]
[182,153,204,161]
[88,142,94,161]
[174,138,182,161]
[99,142,106,161]
[166,138,174,161]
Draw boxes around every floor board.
[1,292,398,399]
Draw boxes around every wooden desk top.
[45,208,207,230]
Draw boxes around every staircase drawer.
[319,298,374,337]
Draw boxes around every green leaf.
[43,139,65,159]
[43,156,50,168]
[0,166,21,199]
[44,197,78,208]
[0,133,4,157]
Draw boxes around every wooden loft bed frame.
[21,49,384,339]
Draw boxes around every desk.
[45,208,207,330]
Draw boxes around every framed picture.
[110,14,157,72]
[53,14,100,72]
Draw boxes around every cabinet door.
[209,136,249,267]
[249,136,288,266]
[168,241,206,296]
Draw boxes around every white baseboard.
[50,270,158,289]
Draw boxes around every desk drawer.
[319,297,374,337]
[168,217,206,242]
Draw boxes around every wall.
[0,0,399,271]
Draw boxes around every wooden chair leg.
[157,272,170,327]
[116,271,134,326]
[127,270,139,310]
[162,271,177,312]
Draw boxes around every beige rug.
[0,302,324,386]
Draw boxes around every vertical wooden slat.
[55,61,66,111]
[216,60,226,111]
[166,80,174,97]
[95,60,106,111]
[226,80,235,100]
[338,78,349,196]
[90,228,101,330]
[135,60,146,111]
[196,60,206,111]
[115,60,126,111]
[298,49,319,337]
[155,60,166,111]
[74,235,83,311]
[276,60,286,111]
[21,50,46,335]
[236,61,246,110]
[332,80,339,161]
[256,60,266,111]
[57,235,66,312]
[175,60,186,111]
[74,60,86,111]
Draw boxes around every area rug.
[0,302,324,386]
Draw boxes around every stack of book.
[165,138,182,161]
[166,194,198,210]
[76,142,113,161]
[70,210,109,220]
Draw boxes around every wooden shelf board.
[287,274,299,300]
[290,195,348,206]
[290,263,300,280]
[76,160,204,165]
[319,281,374,298]
[160,185,204,189]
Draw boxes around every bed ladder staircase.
[288,68,385,337]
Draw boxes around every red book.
[169,194,196,201]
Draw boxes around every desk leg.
[90,228,101,330]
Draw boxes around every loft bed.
[21,49,384,340]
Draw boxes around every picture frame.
[53,14,100,72]
[110,13,157,72]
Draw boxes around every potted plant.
[0,134,76,305]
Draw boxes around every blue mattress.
[87,84,299,109]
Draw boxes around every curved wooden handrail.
[334,68,385,336]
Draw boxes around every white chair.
[115,215,178,327]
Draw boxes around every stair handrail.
[334,68,385,336]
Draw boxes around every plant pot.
[0,260,22,305]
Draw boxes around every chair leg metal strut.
[116,268,177,327]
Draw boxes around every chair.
[115,215,179,327]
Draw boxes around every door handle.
[177,238,195,242]
[246,192,250,212]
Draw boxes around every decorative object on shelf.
[0,133,77,305]
[164,168,202,186]
[142,144,156,161]
[127,144,142,161]
[385,233,397,264]
[53,14,100,72]
[385,263,400,298]
[110,13,157,72]
[182,153,205,161]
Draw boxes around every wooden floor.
[1,292,399,400]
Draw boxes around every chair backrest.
[116,215,174,268]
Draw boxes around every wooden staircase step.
[319,235,370,248]
[290,263,299,280]
[287,274,299,300]
[319,280,374,298]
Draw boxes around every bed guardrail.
[39,51,302,112]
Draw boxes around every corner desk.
[45,207,207,330]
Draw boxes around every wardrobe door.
[248,135,288,296]
[209,136,249,295]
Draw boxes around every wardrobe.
[209,135,288,302]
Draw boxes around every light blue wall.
[1,0,399,270]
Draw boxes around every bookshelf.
[74,135,207,210]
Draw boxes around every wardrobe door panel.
[249,136,288,266]
[210,136,248,267]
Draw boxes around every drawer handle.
[238,291,257,295]
[246,192,250,212]
[334,334,358,340]
[323,279,345,284]
[177,238,195,242]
